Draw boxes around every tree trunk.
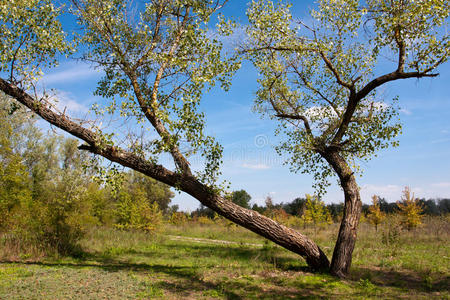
[181,177,330,271]
[0,78,330,272]
[322,150,362,278]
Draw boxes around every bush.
[1,181,94,257]
[168,212,189,225]
[397,187,424,231]
[0,104,99,258]
[114,188,163,232]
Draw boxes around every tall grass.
[1,215,448,299]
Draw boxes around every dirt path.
[165,235,265,247]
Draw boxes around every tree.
[397,187,424,231]
[367,195,385,232]
[115,187,163,232]
[437,198,450,215]
[283,197,307,216]
[418,198,439,216]
[0,0,330,272]
[124,171,174,213]
[113,171,173,231]
[231,189,251,209]
[0,94,32,231]
[327,202,344,221]
[0,95,107,255]
[245,0,448,276]
[378,197,397,214]
[301,194,332,231]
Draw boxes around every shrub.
[114,188,163,232]
[397,187,424,231]
[367,195,386,232]
[168,212,189,225]
[300,194,333,231]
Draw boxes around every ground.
[0,218,449,299]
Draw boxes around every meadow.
[1,216,448,299]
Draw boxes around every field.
[0,217,449,299]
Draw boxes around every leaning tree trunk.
[322,150,362,278]
[0,77,330,272]
[179,176,330,271]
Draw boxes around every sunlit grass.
[1,216,448,299]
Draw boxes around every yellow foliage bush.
[397,187,424,231]
[197,216,215,225]
[367,195,386,231]
[168,212,189,225]
[114,189,163,233]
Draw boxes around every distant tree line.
[362,198,450,216]
[194,192,450,221]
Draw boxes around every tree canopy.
[245,0,449,192]
[231,189,252,209]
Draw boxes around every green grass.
[0,218,449,299]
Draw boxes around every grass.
[0,217,449,299]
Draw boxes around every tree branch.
[0,77,183,186]
[394,26,406,73]
[126,7,192,175]
[276,113,313,137]
[319,50,353,90]
[356,70,438,101]
[290,62,341,117]
[133,3,164,71]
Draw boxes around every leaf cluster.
[0,0,73,85]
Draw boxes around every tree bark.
[0,78,330,272]
[181,177,330,271]
[322,150,362,278]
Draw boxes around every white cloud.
[361,184,403,196]
[304,101,389,120]
[242,163,271,170]
[42,63,101,84]
[370,102,389,111]
[431,182,450,188]
[359,183,450,204]
[399,108,412,115]
[305,106,338,119]
[431,137,450,144]
[53,90,89,113]
[360,184,411,203]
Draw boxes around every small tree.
[272,207,290,224]
[367,195,385,232]
[126,171,174,214]
[0,101,103,256]
[168,211,189,226]
[0,99,32,231]
[397,187,423,231]
[301,194,332,232]
[115,188,163,232]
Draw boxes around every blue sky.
[38,1,450,211]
